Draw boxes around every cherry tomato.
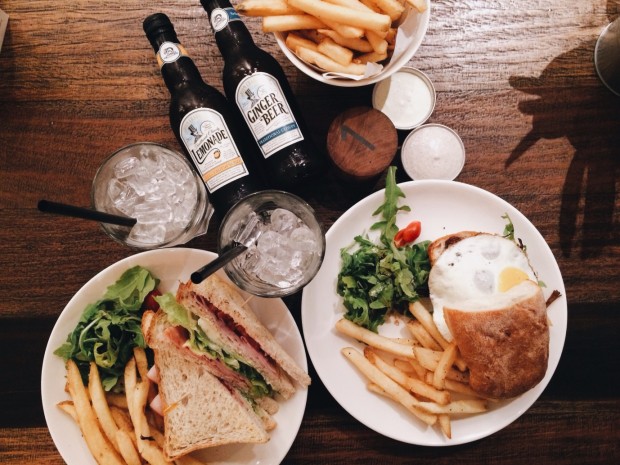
[141,289,162,311]
[394,221,421,248]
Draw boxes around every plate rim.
[41,247,308,465]
[301,179,567,446]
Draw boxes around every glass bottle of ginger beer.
[143,13,265,218]
[199,0,327,192]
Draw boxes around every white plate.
[301,180,567,446]
[42,248,308,465]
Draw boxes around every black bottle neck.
[144,17,205,94]
[201,0,256,60]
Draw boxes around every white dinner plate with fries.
[41,248,308,465]
[301,180,567,445]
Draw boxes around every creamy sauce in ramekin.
[401,124,466,180]
[372,68,435,130]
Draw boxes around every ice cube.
[270,208,300,233]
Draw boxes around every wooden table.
[1,1,618,463]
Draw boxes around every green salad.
[54,266,159,391]
[337,167,431,332]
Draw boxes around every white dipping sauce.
[401,124,465,180]
[372,68,435,130]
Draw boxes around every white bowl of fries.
[239,0,430,87]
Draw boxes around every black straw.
[38,200,137,228]
[191,244,248,284]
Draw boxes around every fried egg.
[429,234,537,341]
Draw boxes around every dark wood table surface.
[1,0,618,464]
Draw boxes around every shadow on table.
[507,10,619,259]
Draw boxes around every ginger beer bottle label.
[179,108,249,193]
[235,72,304,159]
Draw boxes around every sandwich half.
[154,274,310,401]
[142,310,269,460]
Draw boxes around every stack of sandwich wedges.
[142,274,311,461]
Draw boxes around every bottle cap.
[326,107,398,182]
[401,124,465,181]
[372,67,436,130]
[143,13,174,37]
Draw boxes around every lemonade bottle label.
[180,108,249,193]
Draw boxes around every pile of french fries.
[337,301,493,439]
[237,0,427,76]
[58,348,205,465]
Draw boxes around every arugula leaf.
[502,213,515,241]
[54,266,158,391]
[337,167,430,332]
[370,166,411,245]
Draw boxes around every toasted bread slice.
[176,275,311,399]
[142,310,269,460]
[443,280,549,398]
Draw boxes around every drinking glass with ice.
[218,190,325,297]
[91,142,213,249]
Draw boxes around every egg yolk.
[499,267,530,292]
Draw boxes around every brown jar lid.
[326,106,398,182]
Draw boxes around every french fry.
[408,300,469,374]
[433,342,457,389]
[385,27,397,44]
[393,358,416,375]
[365,0,405,20]
[336,318,417,358]
[133,347,149,381]
[440,377,490,400]
[365,347,450,405]
[57,400,78,422]
[406,320,442,350]
[115,429,142,465]
[408,301,451,349]
[406,358,429,380]
[257,395,280,416]
[110,406,134,433]
[288,0,391,33]
[286,32,319,53]
[413,347,469,383]
[106,392,128,409]
[297,46,366,75]
[417,399,488,415]
[404,0,428,13]
[342,347,437,425]
[123,355,169,465]
[66,360,125,465]
[317,29,374,53]
[88,362,121,452]
[262,14,325,32]
[317,37,354,65]
[322,19,365,39]
[237,0,302,16]
[438,414,452,439]
[324,0,375,13]
[365,30,388,54]
[432,342,458,389]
